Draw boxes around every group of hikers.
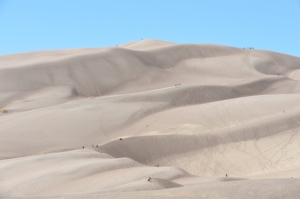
[83,144,100,149]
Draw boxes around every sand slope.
[1,39,300,198]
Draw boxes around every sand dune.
[0,149,188,197]
[1,39,300,198]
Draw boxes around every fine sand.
[1,39,300,198]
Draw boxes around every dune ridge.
[1,39,300,198]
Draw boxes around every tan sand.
[1,39,300,198]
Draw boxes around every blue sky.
[0,0,299,57]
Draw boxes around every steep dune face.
[1,39,300,198]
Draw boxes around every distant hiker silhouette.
[148,177,152,181]
[83,146,84,149]
[119,138,123,141]
[226,174,228,177]
[155,164,159,167]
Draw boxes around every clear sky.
[0,0,299,57]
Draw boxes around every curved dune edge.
[1,40,300,198]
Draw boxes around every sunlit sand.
[1,39,300,198]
